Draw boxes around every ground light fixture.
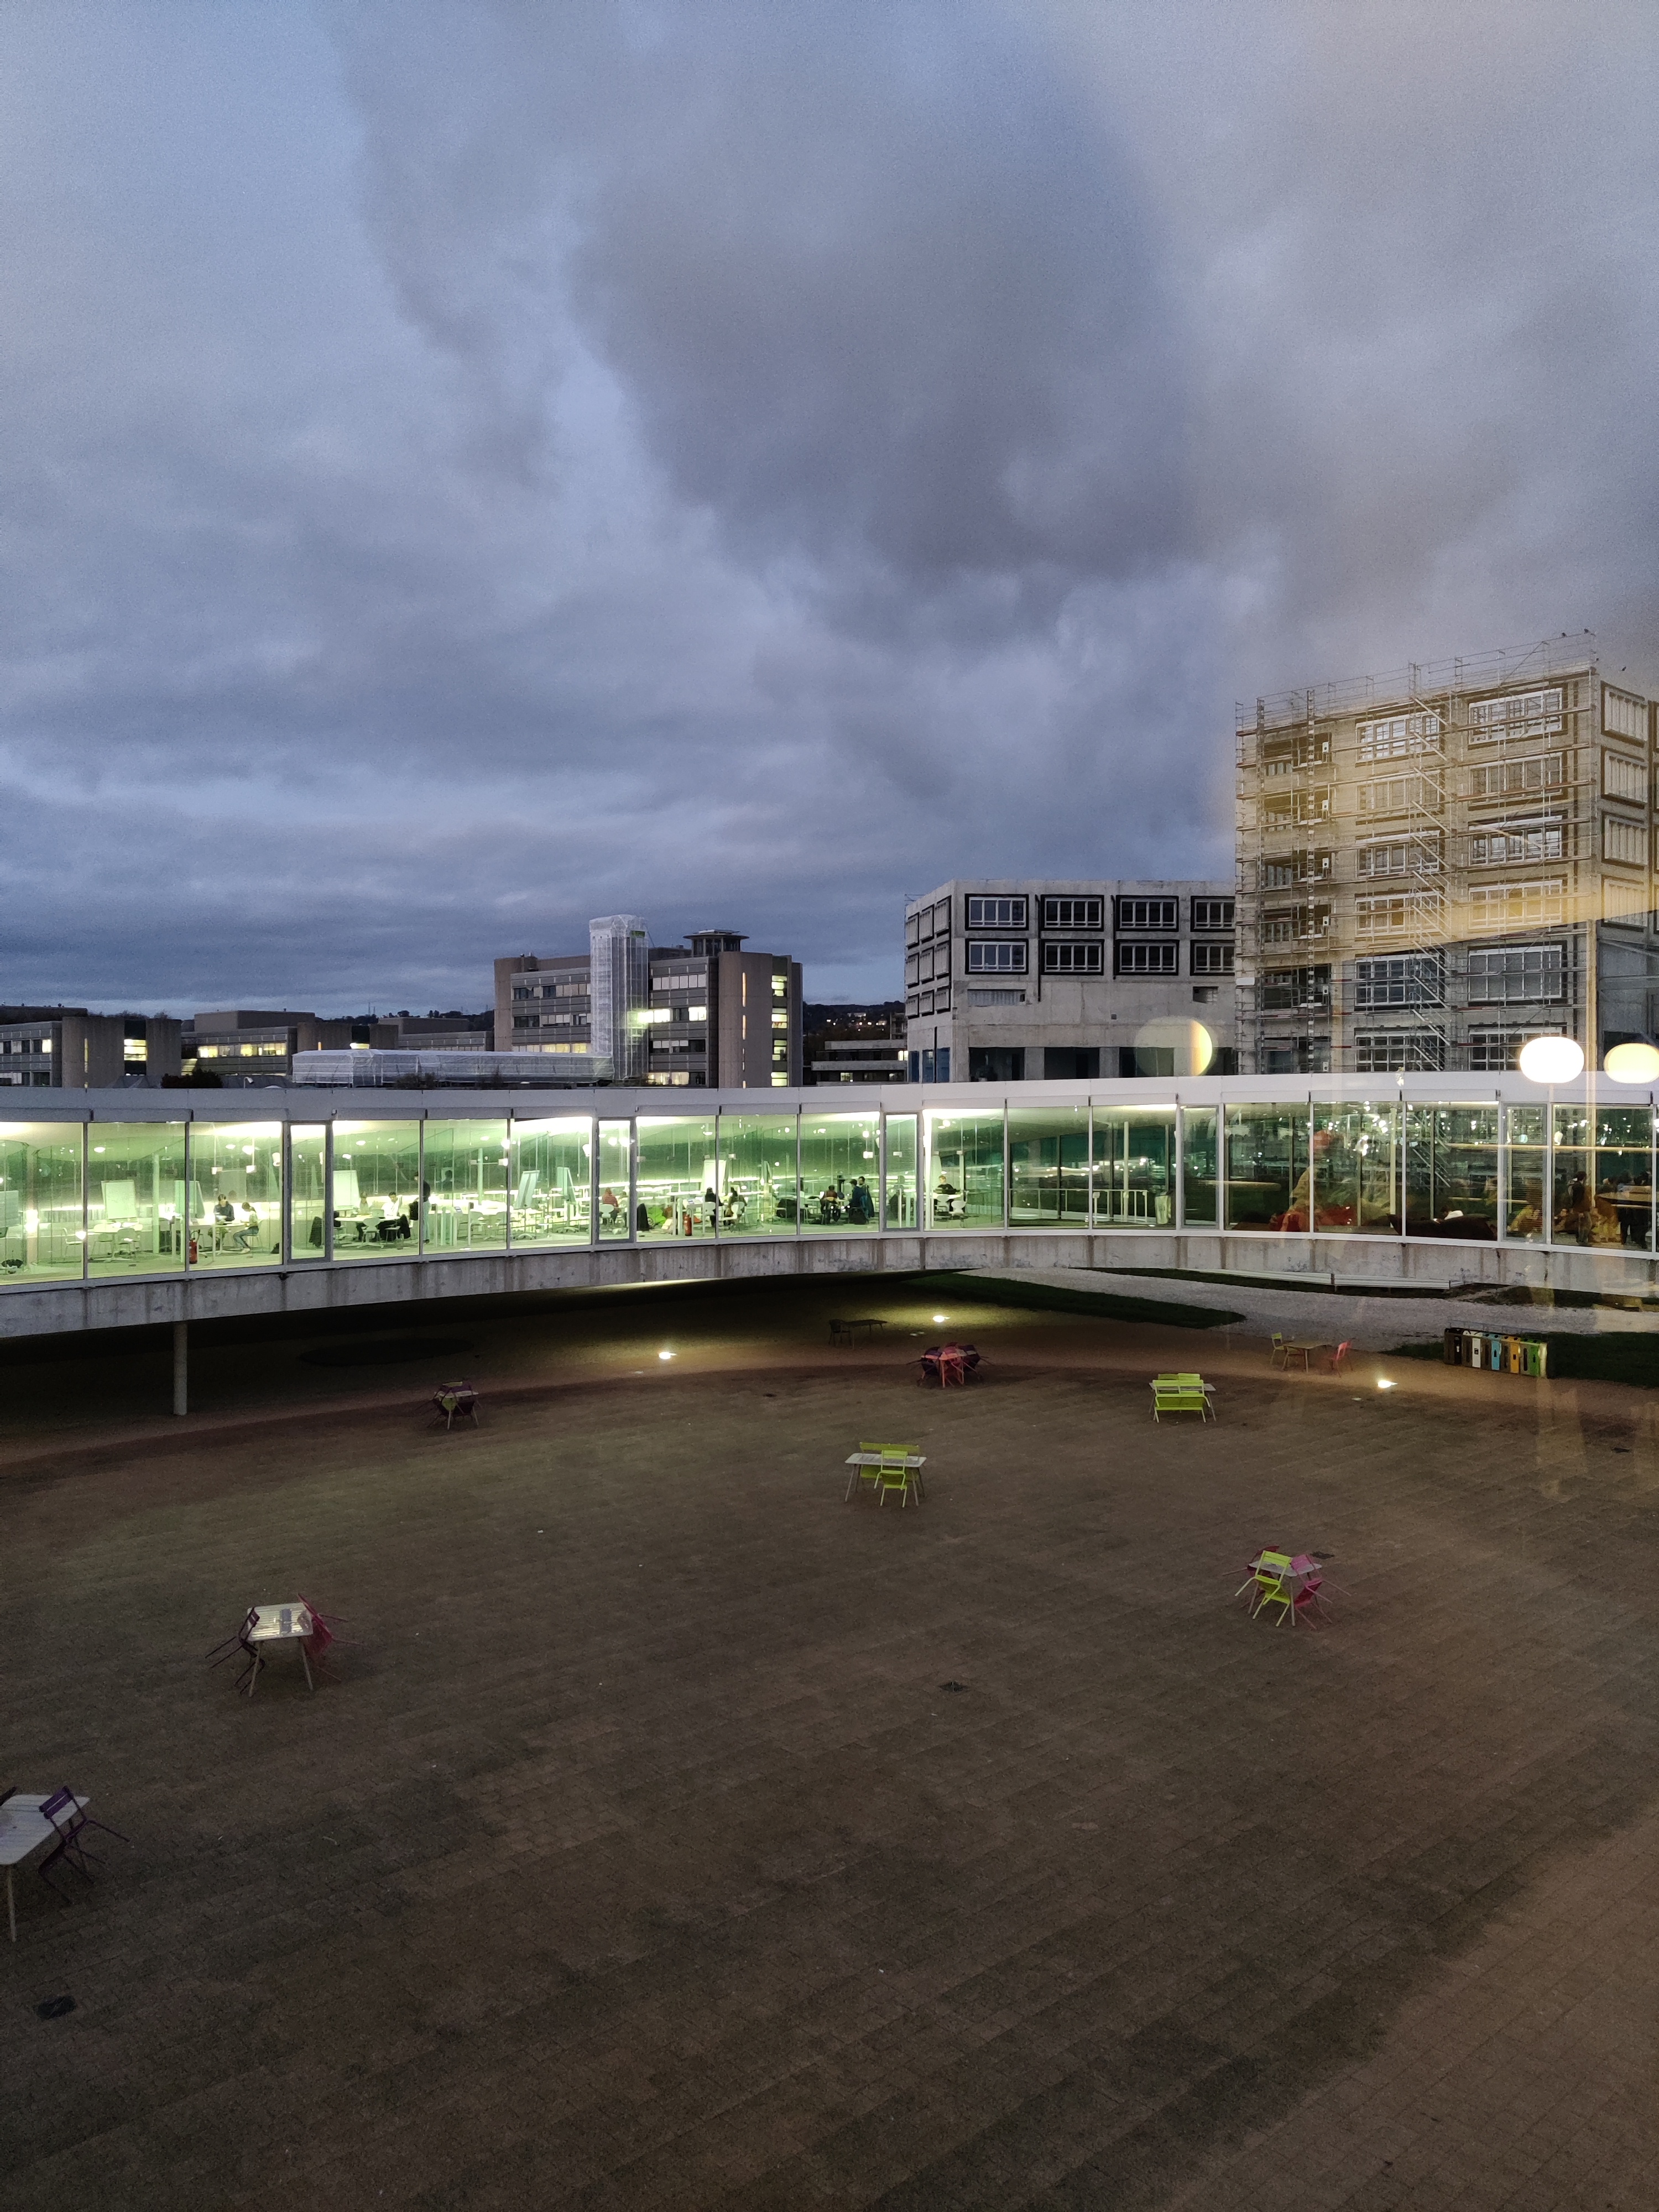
[932,1314,948,1323]
[1605,1041,1659,1084]
[1517,1035,1585,1084]
[1376,1378,1397,1390]
[658,1349,674,1361]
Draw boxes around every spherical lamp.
[1604,1040,1659,1085]
[1132,1017,1214,1077]
[1517,1035,1585,1086]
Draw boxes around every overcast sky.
[3,1,1657,1013]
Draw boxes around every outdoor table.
[1281,1340,1332,1371]
[0,1792,88,1942]
[844,1451,927,1502]
[841,1318,887,1343]
[243,1602,316,1695]
[433,1381,479,1429]
[920,1343,978,1386]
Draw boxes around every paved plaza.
[2,1280,1658,2209]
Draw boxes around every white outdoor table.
[244,1602,316,1695]
[844,1452,927,1503]
[0,1793,87,1942]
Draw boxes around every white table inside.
[244,1602,316,1694]
[0,1793,88,1942]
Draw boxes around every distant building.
[904,881,1237,1081]
[804,1001,907,1084]
[384,1011,495,1051]
[182,1010,400,1085]
[495,923,802,1088]
[0,1006,182,1088]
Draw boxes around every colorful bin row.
[1442,1327,1548,1378]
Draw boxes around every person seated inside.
[213,1193,236,1243]
[229,1201,261,1252]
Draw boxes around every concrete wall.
[1,1222,1648,1344]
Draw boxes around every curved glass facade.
[0,1087,1651,1293]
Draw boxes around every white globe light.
[1604,1041,1659,1085]
[1132,1016,1214,1076]
[1517,1035,1585,1085]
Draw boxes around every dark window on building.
[1043,1046,1100,1078]
[1042,941,1104,973]
[966,940,1027,973]
[1191,942,1235,975]
[968,1046,1025,1082]
[1191,897,1235,931]
[1115,941,1178,974]
[1354,955,1443,1009]
[1041,896,1103,930]
[1354,1032,1445,1072]
[1261,965,1332,1010]
[966,895,1027,928]
[1115,896,1179,931]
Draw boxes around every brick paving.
[2,1285,1657,2208]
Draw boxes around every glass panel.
[1181,1107,1218,1225]
[717,1114,797,1234]
[1312,1102,1399,1234]
[800,1112,881,1232]
[330,1120,422,1259]
[597,1120,632,1238]
[422,1120,510,1254]
[885,1114,917,1228]
[1594,1104,1653,1251]
[0,1123,83,1285]
[510,1118,592,1246]
[1551,1104,1651,1249]
[1404,1108,1499,1241]
[1091,1105,1175,1227]
[1225,1104,1308,1231]
[1008,1107,1089,1227]
[923,1110,1005,1230]
[1505,1105,1547,1241]
[290,1125,327,1259]
[189,1123,283,1267]
[87,1122,186,1277]
[637,1115,719,1238]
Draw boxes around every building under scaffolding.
[1235,636,1659,1073]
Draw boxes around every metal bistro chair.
[1270,1333,1290,1369]
[875,1455,916,1509]
[36,1787,131,1903]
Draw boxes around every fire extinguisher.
[189,1237,199,1264]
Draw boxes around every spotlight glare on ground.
[659,1350,674,1361]
[1377,1378,1396,1390]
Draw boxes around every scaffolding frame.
[1235,636,1648,1075]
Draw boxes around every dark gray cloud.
[1,1,1656,1011]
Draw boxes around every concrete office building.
[0,1006,182,1088]
[495,923,804,1089]
[183,1011,403,1085]
[1235,637,1659,1073]
[904,881,1237,1083]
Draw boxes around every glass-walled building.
[0,1081,1655,1296]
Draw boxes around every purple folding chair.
[37,1786,130,1902]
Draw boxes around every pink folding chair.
[1328,1341,1353,1373]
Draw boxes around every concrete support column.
[172,1319,188,1418]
